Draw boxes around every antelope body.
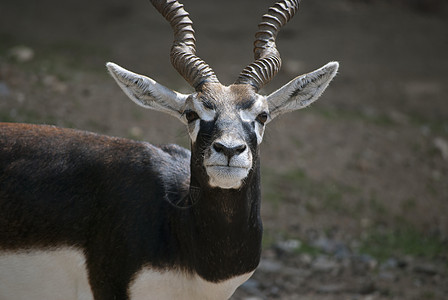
[0,0,338,299]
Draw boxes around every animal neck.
[181,158,263,282]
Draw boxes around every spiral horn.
[150,0,219,90]
[235,0,300,91]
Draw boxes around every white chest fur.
[129,268,254,300]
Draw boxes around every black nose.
[213,142,247,159]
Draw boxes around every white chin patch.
[206,166,249,189]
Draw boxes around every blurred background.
[1,0,447,299]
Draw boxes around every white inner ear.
[107,62,189,121]
[267,61,339,119]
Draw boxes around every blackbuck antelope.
[0,0,338,299]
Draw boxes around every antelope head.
[107,0,338,190]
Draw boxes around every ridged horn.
[235,0,300,91]
[150,0,219,90]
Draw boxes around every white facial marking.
[239,95,268,144]
[254,122,265,145]
[130,268,254,300]
[185,95,217,143]
[192,96,215,122]
[205,134,252,189]
[207,165,250,189]
[0,249,93,300]
[187,119,200,144]
[185,92,269,188]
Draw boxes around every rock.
[311,236,351,259]
[8,46,34,62]
[413,262,440,276]
[242,279,260,290]
[257,258,283,273]
[267,286,280,297]
[242,278,260,289]
[378,271,398,281]
[312,236,339,253]
[396,258,409,269]
[257,257,309,278]
[241,279,263,297]
[358,254,378,269]
[434,137,448,161]
[380,258,399,270]
[333,244,352,260]
[282,266,312,278]
[315,283,346,293]
[352,254,378,274]
[275,239,301,254]
[311,255,339,272]
[299,253,313,265]
[360,218,372,229]
[382,257,409,270]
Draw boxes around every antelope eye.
[256,112,268,125]
[185,110,200,123]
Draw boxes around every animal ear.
[107,62,189,121]
[266,62,339,120]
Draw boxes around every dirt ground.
[1,0,447,299]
